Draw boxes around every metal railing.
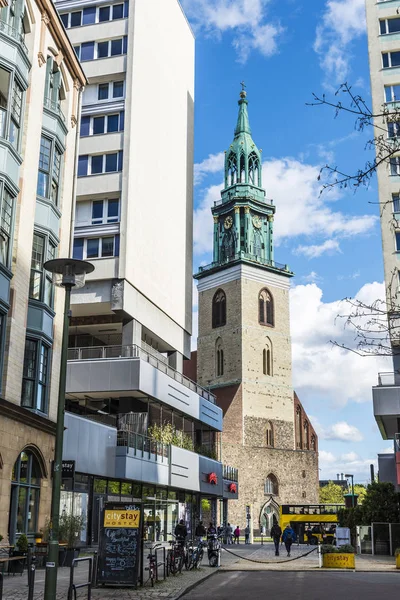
[223,465,239,482]
[198,252,290,274]
[0,19,28,54]
[117,430,169,461]
[44,96,66,123]
[67,556,94,600]
[68,344,216,404]
[377,372,400,386]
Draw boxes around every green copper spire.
[234,90,251,137]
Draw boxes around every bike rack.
[67,556,94,600]
[155,546,166,581]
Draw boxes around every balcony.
[373,372,400,439]
[66,344,222,430]
[0,19,28,54]
[196,252,292,276]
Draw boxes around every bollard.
[27,557,36,600]
[261,534,264,546]
[318,543,322,569]
[217,547,221,567]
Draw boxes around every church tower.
[195,88,319,530]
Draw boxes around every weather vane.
[240,81,246,91]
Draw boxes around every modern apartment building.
[0,0,86,542]
[56,0,238,545]
[367,0,400,487]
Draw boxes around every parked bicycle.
[187,539,205,569]
[145,543,163,586]
[167,533,185,575]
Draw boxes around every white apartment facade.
[57,0,238,545]
[367,0,400,487]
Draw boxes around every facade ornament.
[111,280,124,310]
[41,11,50,24]
[234,206,240,214]
[213,216,218,223]
[37,52,46,67]
[244,206,250,214]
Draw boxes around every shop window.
[9,450,42,543]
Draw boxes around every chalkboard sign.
[97,502,143,587]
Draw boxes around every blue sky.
[181,0,393,483]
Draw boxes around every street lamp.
[43,259,94,600]
[345,473,355,508]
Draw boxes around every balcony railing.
[223,465,238,482]
[197,252,290,274]
[117,430,169,462]
[68,344,217,404]
[44,96,66,123]
[0,19,28,54]
[377,372,400,386]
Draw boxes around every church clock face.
[224,215,233,229]
[252,215,262,229]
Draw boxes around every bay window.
[0,65,25,151]
[29,233,57,307]
[0,183,15,268]
[36,135,63,205]
[21,338,50,414]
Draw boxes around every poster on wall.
[97,502,143,587]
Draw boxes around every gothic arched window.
[263,344,272,376]
[265,473,278,495]
[239,152,245,183]
[253,231,262,258]
[215,338,224,377]
[259,288,274,326]
[221,232,235,262]
[227,152,237,186]
[212,289,226,329]
[248,152,260,186]
[311,434,316,451]
[266,421,274,447]
[296,406,302,449]
[304,420,309,450]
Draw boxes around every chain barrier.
[221,544,318,564]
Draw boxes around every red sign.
[228,483,237,493]
[208,472,218,485]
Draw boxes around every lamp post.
[43,259,94,600]
[345,473,355,508]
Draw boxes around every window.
[77,152,123,176]
[70,10,82,27]
[248,151,260,186]
[73,235,120,259]
[263,346,272,376]
[0,65,24,150]
[89,37,127,60]
[98,83,109,100]
[97,81,124,101]
[215,338,224,377]
[113,81,124,98]
[303,421,309,450]
[265,474,278,495]
[80,112,124,137]
[385,84,400,103]
[259,288,274,326]
[212,289,226,328]
[21,339,50,413]
[396,231,400,251]
[266,421,274,447]
[380,18,400,35]
[388,121,400,138]
[382,51,400,68]
[390,157,400,175]
[311,435,316,451]
[10,450,42,542]
[29,233,56,307]
[91,199,119,224]
[0,184,15,267]
[394,194,400,213]
[296,406,302,449]
[36,135,63,204]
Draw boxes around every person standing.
[174,519,187,545]
[270,522,282,556]
[195,521,206,541]
[244,525,250,544]
[282,524,296,557]
[234,525,240,544]
[226,522,233,544]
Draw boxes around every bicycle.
[189,539,205,569]
[167,534,185,575]
[145,543,163,587]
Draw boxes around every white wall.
[120,0,194,337]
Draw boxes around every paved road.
[181,571,400,599]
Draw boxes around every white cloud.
[194,152,225,186]
[290,281,392,408]
[311,417,363,442]
[380,446,394,455]
[181,0,284,62]
[193,156,377,257]
[314,0,366,87]
[302,271,322,284]
[319,449,377,482]
[294,239,341,259]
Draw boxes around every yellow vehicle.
[280,504,344,545]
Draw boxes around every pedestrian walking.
[244,525,250,544]
[270,522,282,556]
[282,524,296,557]
[234,525,240,544]
[226,522,233,544]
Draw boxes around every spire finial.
[240,81,247,99]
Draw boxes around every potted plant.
[394,547,400,568]
[34,532,43,544]
[321,543,356,569]
[10,534,29,574]
[58,514,85,567]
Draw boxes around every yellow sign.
[104,510,140,528]
[323,553,355,569]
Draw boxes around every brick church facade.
[187,88,319,532]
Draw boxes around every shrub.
[339,544,355,554]
[59,514,85,548]
[321,544,339,554]
[16,534,29,553]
